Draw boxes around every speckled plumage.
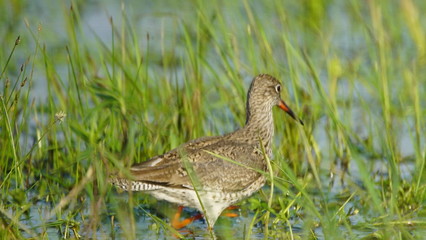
[110,74,302,228]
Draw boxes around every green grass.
[1,0,425,239]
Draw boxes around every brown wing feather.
[191,142,265,192]
[130,135,223,169]
[127,138,265,192]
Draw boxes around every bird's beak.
[278,100,304,125]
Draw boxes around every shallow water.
[2,0,424,239]
[20,164,417,240]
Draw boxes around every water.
[2,0,423,239]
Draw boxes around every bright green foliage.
[0,0,425,239]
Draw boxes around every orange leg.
[172,205,239,229]
[171,206,203,229]
[221,212,239,217]
[226,205,239,210]
[221,205,239,217]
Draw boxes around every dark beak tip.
[278,100,304,126]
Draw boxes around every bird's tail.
[109,176,162,191]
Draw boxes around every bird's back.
[124,132,266,192]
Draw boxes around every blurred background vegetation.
[0,0,425,239]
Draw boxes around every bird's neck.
[244,103,275,153]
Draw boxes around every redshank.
[110,74,303,229]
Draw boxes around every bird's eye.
[275,85,281,93]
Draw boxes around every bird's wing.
[128,140,265,192]
[191,142,266,192]
[130,135,224,169]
